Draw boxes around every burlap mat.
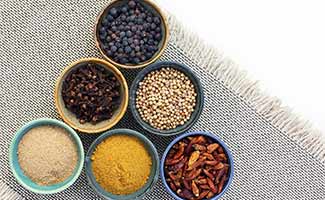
[1,0,325,199]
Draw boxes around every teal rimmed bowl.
[130,61,204,136]
[9,118,84,194]
[85,128,159,200]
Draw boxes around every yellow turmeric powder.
[91,135,152,195]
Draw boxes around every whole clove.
[61,62,121,124]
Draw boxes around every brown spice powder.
[18,125,78,186]
[91,135,152,195]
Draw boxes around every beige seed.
[135,67,197,130]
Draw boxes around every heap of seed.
[98,0,163,65]
[136,67,197,130]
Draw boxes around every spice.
[98,0,163,65]
[18,125,78,186]
[136,67,197,130]
[91,135,152,195]
[62,62,121,124]
[164,135,230,199]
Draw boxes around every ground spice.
[91,135,152,195]
[18,125,78,186]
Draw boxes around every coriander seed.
[136,67,197,130]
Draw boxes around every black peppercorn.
[98,0,164,65]
[128,0,136,8]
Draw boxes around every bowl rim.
[160,131,234,200]
[129,61,204,136]
[9,118,85,194]
[85,128,160,200]
[94,0,169,69]
[54,57,129,134]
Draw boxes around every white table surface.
[159,0,325,133]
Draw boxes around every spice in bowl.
[97,0,165,66]
[164,135,231,199]
[18,125,78,186]
[91,134,152,195]
[136,67,197,130]
[61,62,121,125]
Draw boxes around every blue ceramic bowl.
[9,118,84,194]
[130,61,204,136]
[85,129,160,200]
[160,131,234,200]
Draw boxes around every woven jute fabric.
[1,0,325,199]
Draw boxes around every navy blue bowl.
[85,129,160,200]
[130,61,204,136]
[160,131,234,200]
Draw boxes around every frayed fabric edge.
[1,6,324,200]
[166,14,325,164]
[0,181,24,200]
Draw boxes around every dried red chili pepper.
[165,135,230,200]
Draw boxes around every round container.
[9,118,84,194]
[129,61,204,136]
[160,131,234,200]
[94,0,169,69]
[54,58,129,134]
[85,128,159,200]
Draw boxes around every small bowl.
[94,0,169,69]
[85,128,159,200]
[161,131,234,200]
[54,58,129,134]
[9,118,84,194]
[130,61,204,136]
